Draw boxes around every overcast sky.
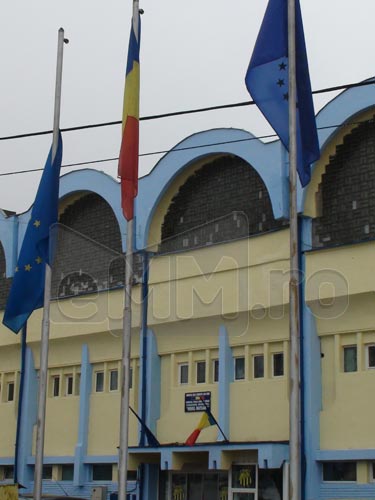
[1,0,374,214]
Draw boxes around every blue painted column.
[141,464,159,500]
[138,328,160,440]
[301,217,322,500]
[144,330,160,435]
[218,325,232,441]
[139,252,150,446]
[137,250,161,500]
[74,344,92,486]
[138,330,160,500]
[17,347,38,488]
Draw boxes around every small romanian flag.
[185,409,217,446]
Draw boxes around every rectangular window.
[95,371,104,392]
[76,373,81,395]
[109,370,118,391]
[127,470,137,481]
[3,465,14,480]
[253,355,264,379]
[65,375,73,396]
[322,462,356,482]
[272,353,284,377]
[371,462,375,481]
[7,382,15,402]
[129,367,133,389]
[42,465,53,480]
[61,464,74,481]
[196,361,206,384]
[213,359,219,383]
[367,345,375,369]
[234,357,245,380]
[92,464,113,481]
[179,363,189,385]
[52,376,60,397]
[344,346,357,372]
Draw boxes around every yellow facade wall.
[155,311,289,443]
[157,351,219,444]
[87,389,138,455]
[0,228,293,458]
[42,397,79,456]
[0,404,17,458]
[0,345,20,457]
[148,230,290,326]
[306,244,375,450]
[230,379,288,441]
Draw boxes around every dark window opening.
[235,357,245,381]
[92,464,113,481]
[323,462,356,482]
[110,370,118,391]
[95,372,104,392]
[344,346,357,373]
[3,466,14,480]
[368,345,375,368]
[213,360,219,383]
[273,353,284,377]
[53,377,60,397]
[42,465,53,480]
[196,361,206,384]
[7,382,14,402]
[61,465,74,481]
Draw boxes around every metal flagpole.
[118,5,139,496]
[287,1,301,499]
[33,28,67,500]
[118,216,135,500]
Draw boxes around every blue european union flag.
[3,134,63,333]
[245,0,319,186]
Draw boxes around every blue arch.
[135,128,288,249]
[8,170,127,276]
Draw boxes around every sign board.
[184,391,211,412]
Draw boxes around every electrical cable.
[0,117,374,178]
[0,78,373,142]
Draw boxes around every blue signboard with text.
[184,391,211,412]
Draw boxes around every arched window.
[52,193,124,298]
[160,155,285,252]
[313,117,375,247]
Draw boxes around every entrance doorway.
[169,472,228,500]
[159,464,283,500]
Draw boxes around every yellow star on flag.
[24,264,32,272]
[15,266,19,272]
[35,256,43,264]
[33,219,41,228]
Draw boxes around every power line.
[0,79,374,142]
[0,118,374,179]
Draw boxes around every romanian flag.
[185,409,217,446]
[118,12,141,221]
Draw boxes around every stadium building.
[1,82,375,500]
